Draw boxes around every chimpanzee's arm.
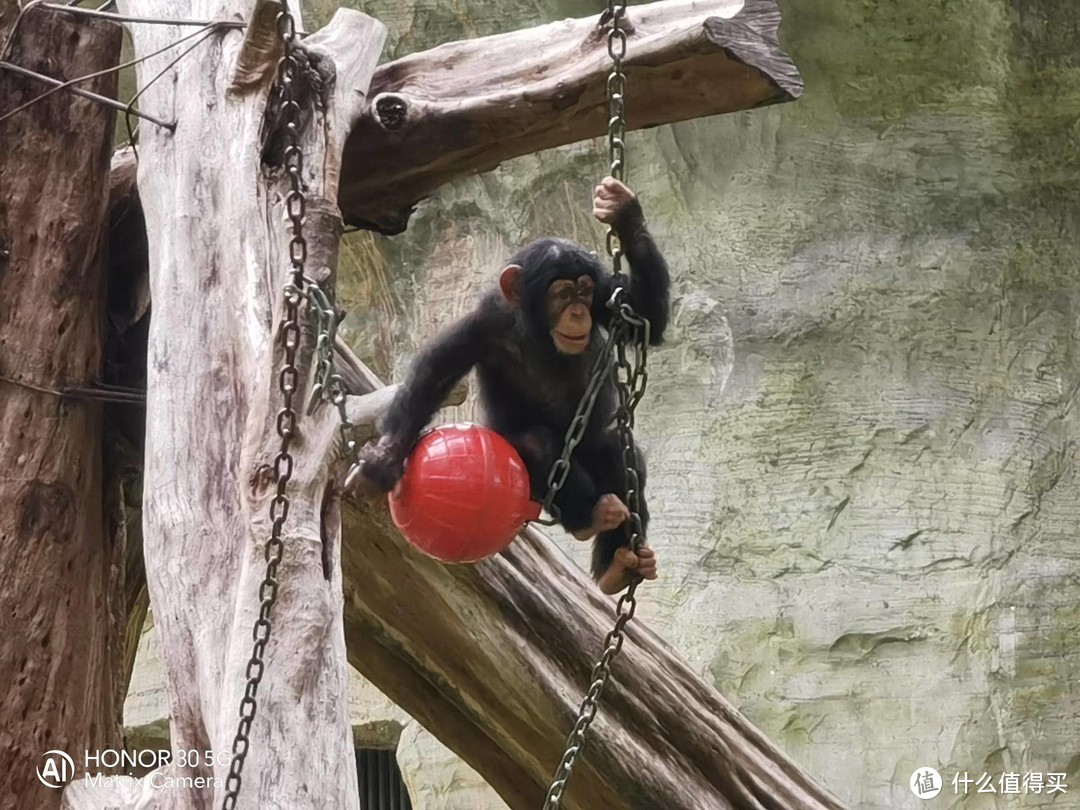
[360,300,504,491]
[379,315,488,441]
[608,198,671,345]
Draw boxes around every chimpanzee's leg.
[505,427,600,535]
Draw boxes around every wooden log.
[340,0,801,233]
[338,366,844,810]
[0,6,124,809]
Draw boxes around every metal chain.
[542,301,650,810]
[539,0,630,525]
[612,298,650,553]
[538,290,648,525]
[304,282,362,471]
[603,0,628,277]
[542,580,637,809]
[542,2,650,806]
[538,324,618,524]
[221,10,305,809]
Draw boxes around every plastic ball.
[389,423,541,563]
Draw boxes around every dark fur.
[362,197,671,581]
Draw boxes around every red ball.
[389,424,542,563]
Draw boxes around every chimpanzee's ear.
[499,265,522,306]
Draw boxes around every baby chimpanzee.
[358,177,670,594]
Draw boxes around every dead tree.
[51,0,842,808]
[0,8,124,810]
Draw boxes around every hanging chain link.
[603,0,628,278]
[538,325,617,525]
[539,0,630,525]
[611,299,650,551]
[542,0,651,806]
[221,10,306,809]
[541,304,649,810]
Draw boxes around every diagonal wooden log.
[341,0,801,233]
[340,371,844,810]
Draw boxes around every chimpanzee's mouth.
[556,332,588,344]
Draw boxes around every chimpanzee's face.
[547,275,595,355]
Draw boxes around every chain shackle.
[221,12,306,809]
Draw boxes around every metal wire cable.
[0,21,218,126]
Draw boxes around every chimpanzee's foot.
[597,546,658,594]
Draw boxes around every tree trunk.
[0,7,124,810]
[63,3,386,808]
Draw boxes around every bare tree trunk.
[63,3,386,808]
[0,6,123,809]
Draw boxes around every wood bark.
[63,4,387,808]
[0,7,124,810]
[341,0,802,233]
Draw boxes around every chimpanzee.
[358,177,670,594]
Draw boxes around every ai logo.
[36,750,75,789]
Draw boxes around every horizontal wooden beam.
[106,0,800,241]
[340,0,801,233]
